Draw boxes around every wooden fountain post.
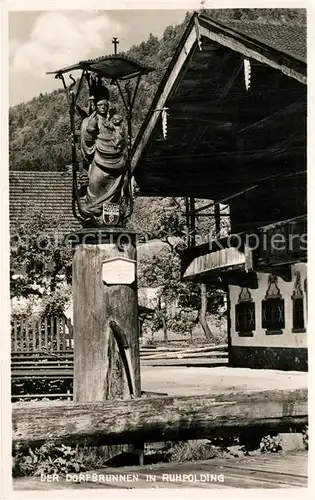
[69,228,142,460]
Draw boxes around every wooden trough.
[12,388,307,450]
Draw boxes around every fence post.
[38,318,42,351]
[56,317,61,351]
[21,317,25,352]
[13,317,18,352]
[44,317,48,350]
[50,316,54,350]
[61,316,66,350]
[32,321,36,351]
[25,318,30,351]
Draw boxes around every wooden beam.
[254,265,293,282]
[12,389,307,449]
[217,61,243,103]
[142,352,227,361]
[238,101,305,135]
[198,23,306,85]
[189,185,259,216]
[189,197,196,246]
[220,270,259,289]
[169,103,235,115]
[185,268,259,289]
[140,345,228,360]
[131,26,197,172]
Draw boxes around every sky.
[9,9,188,106]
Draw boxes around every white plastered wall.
[229,263,307,348]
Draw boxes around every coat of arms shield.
[102,202,120,226]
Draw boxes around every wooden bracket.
[256,265,292,282]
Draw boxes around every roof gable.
[131,13,306,175]
[130,12,306,232]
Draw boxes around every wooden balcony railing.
[181,215,306,284]
[256,215,307,268]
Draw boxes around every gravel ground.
[141,366,307,396]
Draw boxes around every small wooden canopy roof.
[131,12,306,231]
[47,55,153,81]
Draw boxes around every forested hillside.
[9,8,306,172]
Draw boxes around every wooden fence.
[11,315,73,353]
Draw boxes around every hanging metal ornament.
[162,107,168,139]
[244,58,251,91]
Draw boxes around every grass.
[167,440,225,462]
[142,313,227,347]
[74,445,132,469]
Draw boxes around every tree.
[139,247,191,343]
[133,195,228,341]
[129,197,186,248]
[129,196,230,247]
[138,244,225,343]
[203,8,306,24]
[10,210,73,301]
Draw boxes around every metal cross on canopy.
[47,54,153,227]
[112,37,119,54]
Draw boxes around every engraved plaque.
[102,257,136,285]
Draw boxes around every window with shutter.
[262,275,285,335]
[235,287,255,337]
[292,271,306,333]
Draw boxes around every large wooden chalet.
[131,13,307,371]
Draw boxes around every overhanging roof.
[214,19,306,63]
[131,13,306,202]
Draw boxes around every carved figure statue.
[79,77,128,219]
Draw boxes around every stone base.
[279,433,305,452]
[229,346,308,371]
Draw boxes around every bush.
[167,307,197,339]
[12,438,85,477]
[260,434,282,453]
[13,441,135,477]
[140,337,156,348]
[38,283,72,317]
[12,378,72,399]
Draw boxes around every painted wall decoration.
[235,287,255,337]
[229,264,307,350]
[261,275,285,335]
[229,265,308,370]
[292,270,306,332]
